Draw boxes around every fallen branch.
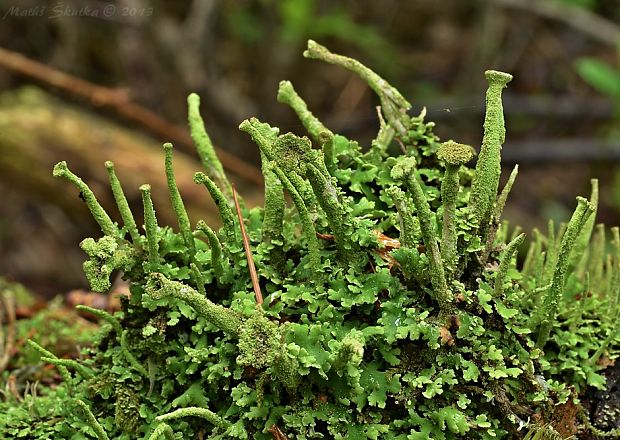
[0,46,263,186]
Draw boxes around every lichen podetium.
[4,41,619,440]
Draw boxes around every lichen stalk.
[437,141,475,275]
[571,179,599,267]
[493,164,519,221]
[589,223,606,292]
[163,143,195,258]
[535,197,594,347]
[305,162,357,262]
[187,93,232,199]
[53,161,117,237]
[468,70,513,232]
[277,80,333,142]
[195,220,226,279]
[148,423,175,440]
[146,273,243,336]
[318,132,336,175]
[190,262,206,295]
[193,172,236,243]
[542,220,558,286]
[75,305,122,334]
[521,239,538,280]
[238,118,316,209]
[155,406,231,430]
[270,165,320,269]
[391,157,450,312]
[239,119,320,268]
[303,40,411,136]
[27,340,73,387]
[371,106,395,156]
[41,357,94,380]
[75,399,110,440]
[104,161,140,244]
[271,133,357,262]
[494,233,526,298]
[261,154,285,245]
[140,184,160,270]
[386,186,416,249]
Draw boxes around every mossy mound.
[1,41,619,439]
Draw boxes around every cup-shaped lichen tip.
[139,183,151,193]
[318,131,333,145]
[390,157,417,181]
[304,39,326,58]
[104,160,114,170]
[52,161,69,177]
[193,171,208,185]
[437,141,476,166]
[277,80,295,103]
[163,142,173,153]
[485,70,513,87]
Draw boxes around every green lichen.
[6,41,620,440]
[534,196,595,347]
[277,80,333,142]
[437,140,475,275]
[468,70,513,232]
[145,273,243,336]
[105,161,141,244]
[80,236,135,293]
[187,93,232,199]
[391,156,450,313]
[164,143,195,259]
[193,171,236,242]
[53,161,117,237]
[140,184,160,270]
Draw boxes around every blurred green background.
[0,0,619,298]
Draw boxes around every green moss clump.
[2,41,619,439]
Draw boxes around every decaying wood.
[0,87,263,228]
[0,46,264,186]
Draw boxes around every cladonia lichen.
[4,40,619,440]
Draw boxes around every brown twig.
[0,46,263,186]
[232,185,263,306]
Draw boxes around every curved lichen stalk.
[239,117,320,269]
[146,273,243,336]
[53,161,117,237]
[303,40,411,136]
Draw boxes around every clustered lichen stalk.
[533,196,595,347]
[391,157,450,313]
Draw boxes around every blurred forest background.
[1,0,620,299]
